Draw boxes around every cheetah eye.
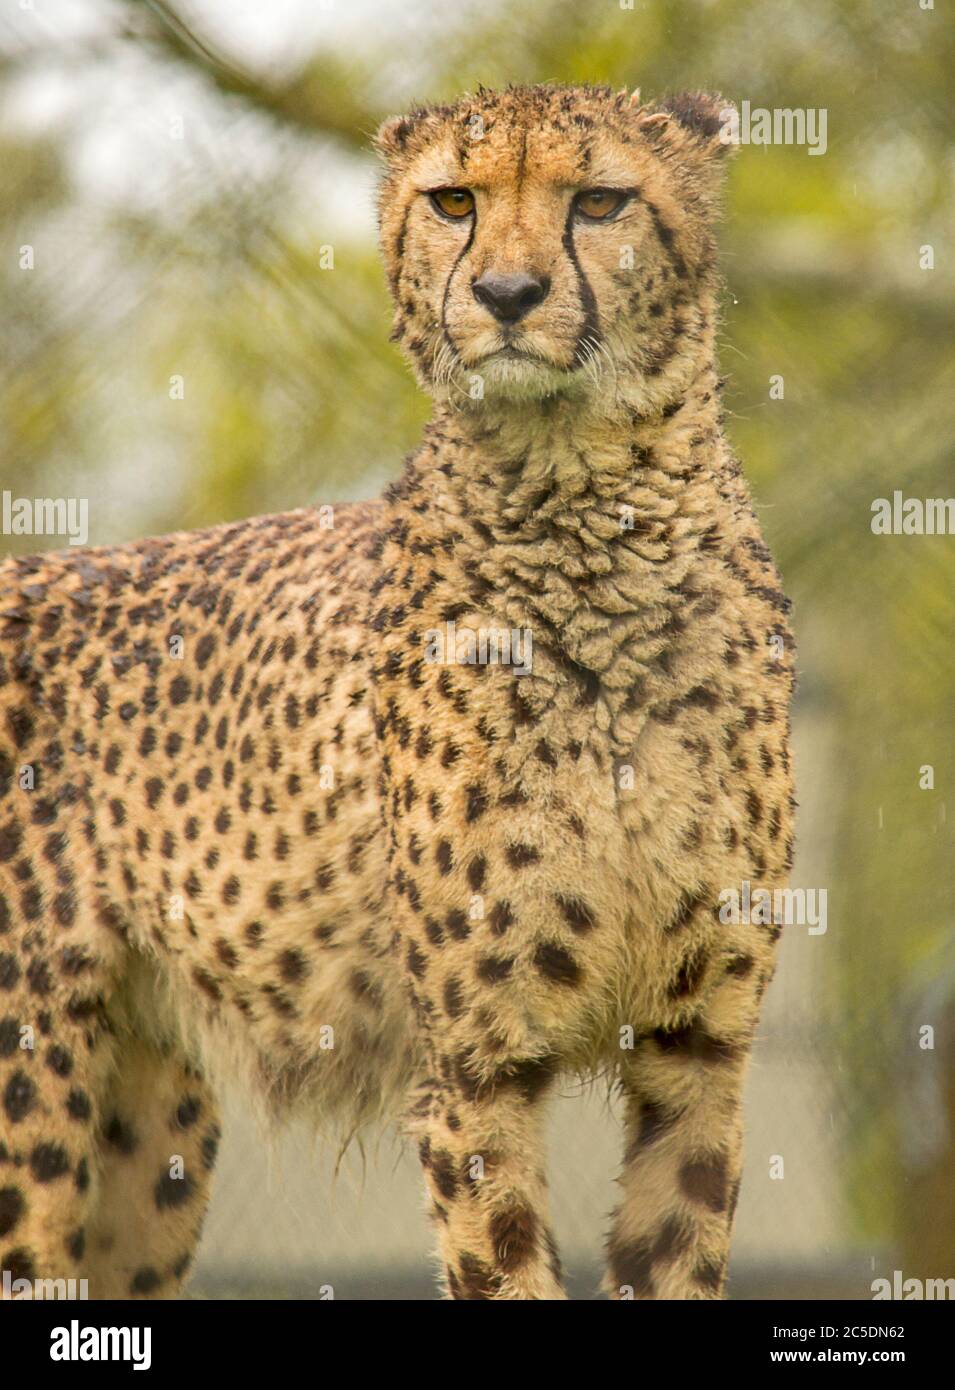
[429,188,475,219]
[574,188,631,221]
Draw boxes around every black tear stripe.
[562,204,601,368]
[642,198,690,281]
[440,216,477,359]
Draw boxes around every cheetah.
[0,83,795,1300]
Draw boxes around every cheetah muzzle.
[0,83,795,1301]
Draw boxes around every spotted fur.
[0,84,794,1300]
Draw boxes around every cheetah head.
[375,84,735,414]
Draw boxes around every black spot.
[66,1089,92,1122]
[464,1053,555,1105]
[627,1098,680,1156]
[455,1251,498,1300]
[154,1169,196,1210]
[3,1070,37,1124]
[26,958,52,996]
[0,952,21,990]
[430,1149,458,1201]
[650,1215,692,1264]
[6,706,34,748]
[556,895,595,933]
[670,945,709,998]
[278,949,308,984]
[445,909,470,941]
[679,1153,730,1212]
[444,977,465,1020]
[130,1266,161,1295]
[534,738,558,768]
[0,1017,21,1055]
[215,939,238,969]
[0,820,23,862]
[476,955,514,984]
[489,1203,538,1272]
[0,1185,25,1238]
[406,940,427,979]
[533,941,581,986]
[1,1247,35,1280]
[348,969,382,1007]
[607,1236,655,1297]
[53,891,76,928]
[506,842,539,869]
[104,1114,138,1155]
[175,1096,201,1130]
[489,901,514,935]
[200,1126,220,1171]
[654,1019,740,1066]
[30,1142,71,1183]
[725,953,755,978]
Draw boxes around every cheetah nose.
[471,271,550,324]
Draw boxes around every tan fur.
[0,84,794,1299]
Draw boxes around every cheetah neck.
[406,361,733,557]
[389,365,747,753]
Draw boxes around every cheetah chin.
[462,350,583,402]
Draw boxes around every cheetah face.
[375,85,734,411]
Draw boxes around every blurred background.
[2,0,954,1298]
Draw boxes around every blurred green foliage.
[2,0,954,1262]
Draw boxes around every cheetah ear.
[374,113,419,160]
[639,92,738,161]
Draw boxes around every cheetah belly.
[108,689,416,1132]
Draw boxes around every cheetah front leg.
[604,967,765,1300]
[0,919,120,1296]
[409,1059,566,1300]
[83,1036,220,1299]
